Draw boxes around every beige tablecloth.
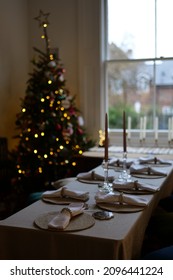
[0,164,173,260]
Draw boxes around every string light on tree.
[13,10,95,184]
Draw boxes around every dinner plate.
[34,211,95,231]
[42,197,89,204]
[97,203,145,213]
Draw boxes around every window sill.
[84,145,173,161]
[108,130,173,149]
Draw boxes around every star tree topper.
[34,10,50,27]
[34,10,51,55]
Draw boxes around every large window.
[106,0,173,134]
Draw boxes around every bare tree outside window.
[106,0,173,132]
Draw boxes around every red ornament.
[56,124,61,130]
[77,127,84,135]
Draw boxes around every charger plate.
[42,197,89,204]
[114,189,155,195]
[131,173,166,179]
[34,211,95,231]
[141,163,171,167]
[77,179,104,184]
[139,162,172,167]
[97,203,145,213]
[77,178,115,184]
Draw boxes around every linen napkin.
[42,186,89,202]
[77,170,115,182]
[48,202,85,230]
[95,192,148,207]
[138,156,172,165]
[109,157,134,168]
[112,180,160,192]
[129,164,167,176]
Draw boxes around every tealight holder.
[99,160,113,193]
[118,152,131,182]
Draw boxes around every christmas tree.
[13,10,94,187]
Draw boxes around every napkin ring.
[134,180,139,190]
[60,187,66,198]
[116,159,120,167]
[147,167,151,175]
[119,192,124,204]
[91,171,96,180]
[61,207,72,218]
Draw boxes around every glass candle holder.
[118,152,131,182]
[98,160,113,193]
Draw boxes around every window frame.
[104,0,173,147]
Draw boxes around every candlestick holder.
[99,160,113,193]
[118,152,131,182]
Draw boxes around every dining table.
[0,159,173,260]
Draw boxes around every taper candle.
[168,117,171,142]
[154,116,158,141]
[127,116,131,140]
[143,116,147,140]
[104,113,108,161]
[123,111,127,153]
[171,117,173,141]
[139,117,143,141]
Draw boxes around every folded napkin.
[42,186,89,202]
[139,156,172,165]
[48,202,85,230]
[95,192,148,207]
[130,164,167,176]
[77,170,115,182]
[112,180,160,192]
[109,157,134,168]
